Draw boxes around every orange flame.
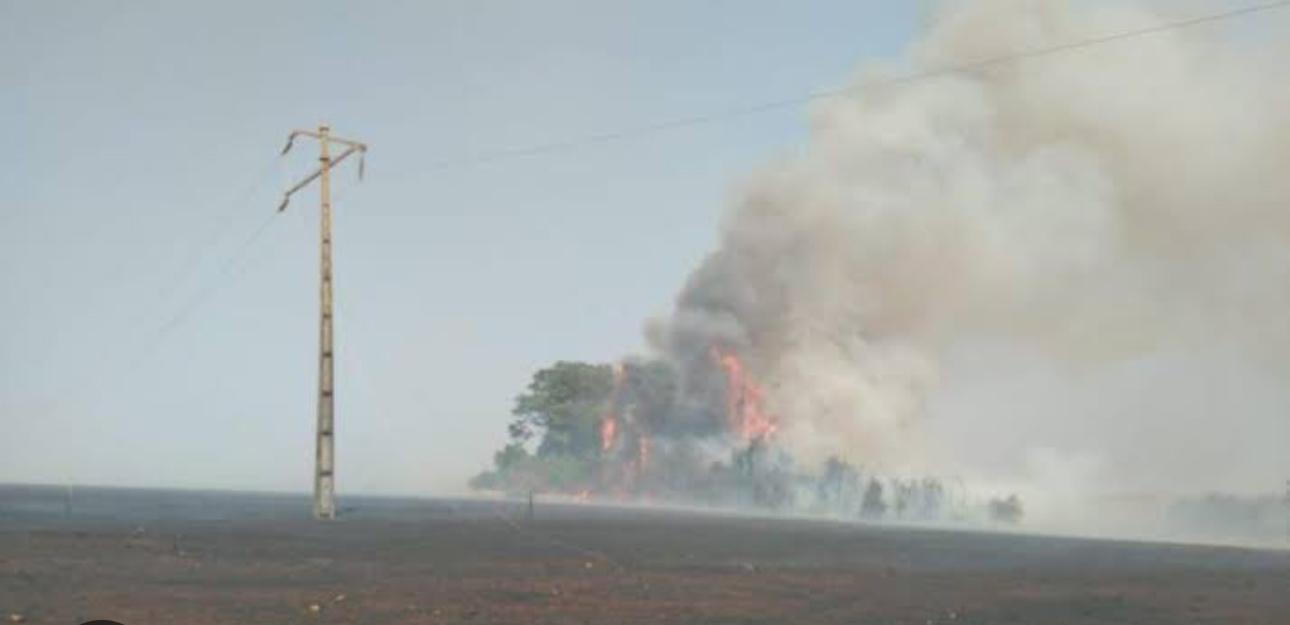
[713,347,778,442]
[598,362,657,495]
[600,415,617,452]
[600,362,626,452]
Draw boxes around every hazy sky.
[1,1,920,494]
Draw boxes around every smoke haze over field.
[6,1,1289,546]
[648,0,1290,531]
[1,1,920,496]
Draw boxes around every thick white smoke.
[650,0,1290,535]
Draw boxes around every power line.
[36,174,288,473]
[30,156,287,402]
[124,155,293,367]
[77,139,364,388]
[276,124,370,521]
[126,139,352,367]
[424,0,1290,171]
[135,208,282,363]
[151,157,285,303]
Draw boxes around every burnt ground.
[1,485,1287,625]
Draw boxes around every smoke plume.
[647,0,1290,535]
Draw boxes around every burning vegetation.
[463,0,1290,541]
[471,353,1017,525]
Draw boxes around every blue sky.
[0,1,919,493]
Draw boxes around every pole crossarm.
[282,129,368,154]
[275,124,367,521]
[278,144,365,212]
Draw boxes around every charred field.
[2,485,1288,625]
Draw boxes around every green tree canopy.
[508,360,614,459]
[474,359,683,495]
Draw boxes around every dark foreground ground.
[1,485,1287,625]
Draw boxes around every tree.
[473,361,616,494]
[815,457,862,514]
[508,361,614,459]
[468,443,532,492]
[989,494,1024,524]
[914,478,945,520]
[621,360,678,433]
[861,479,887,520]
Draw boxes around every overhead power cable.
[151,157,285,303]
[136,208,282,363]
[424,0,1290,171]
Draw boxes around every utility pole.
[279,125,367,520]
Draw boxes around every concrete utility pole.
[279,125,367,520]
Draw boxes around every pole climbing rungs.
[278,123,366,522]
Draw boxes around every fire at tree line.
[471,355,1024,525]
